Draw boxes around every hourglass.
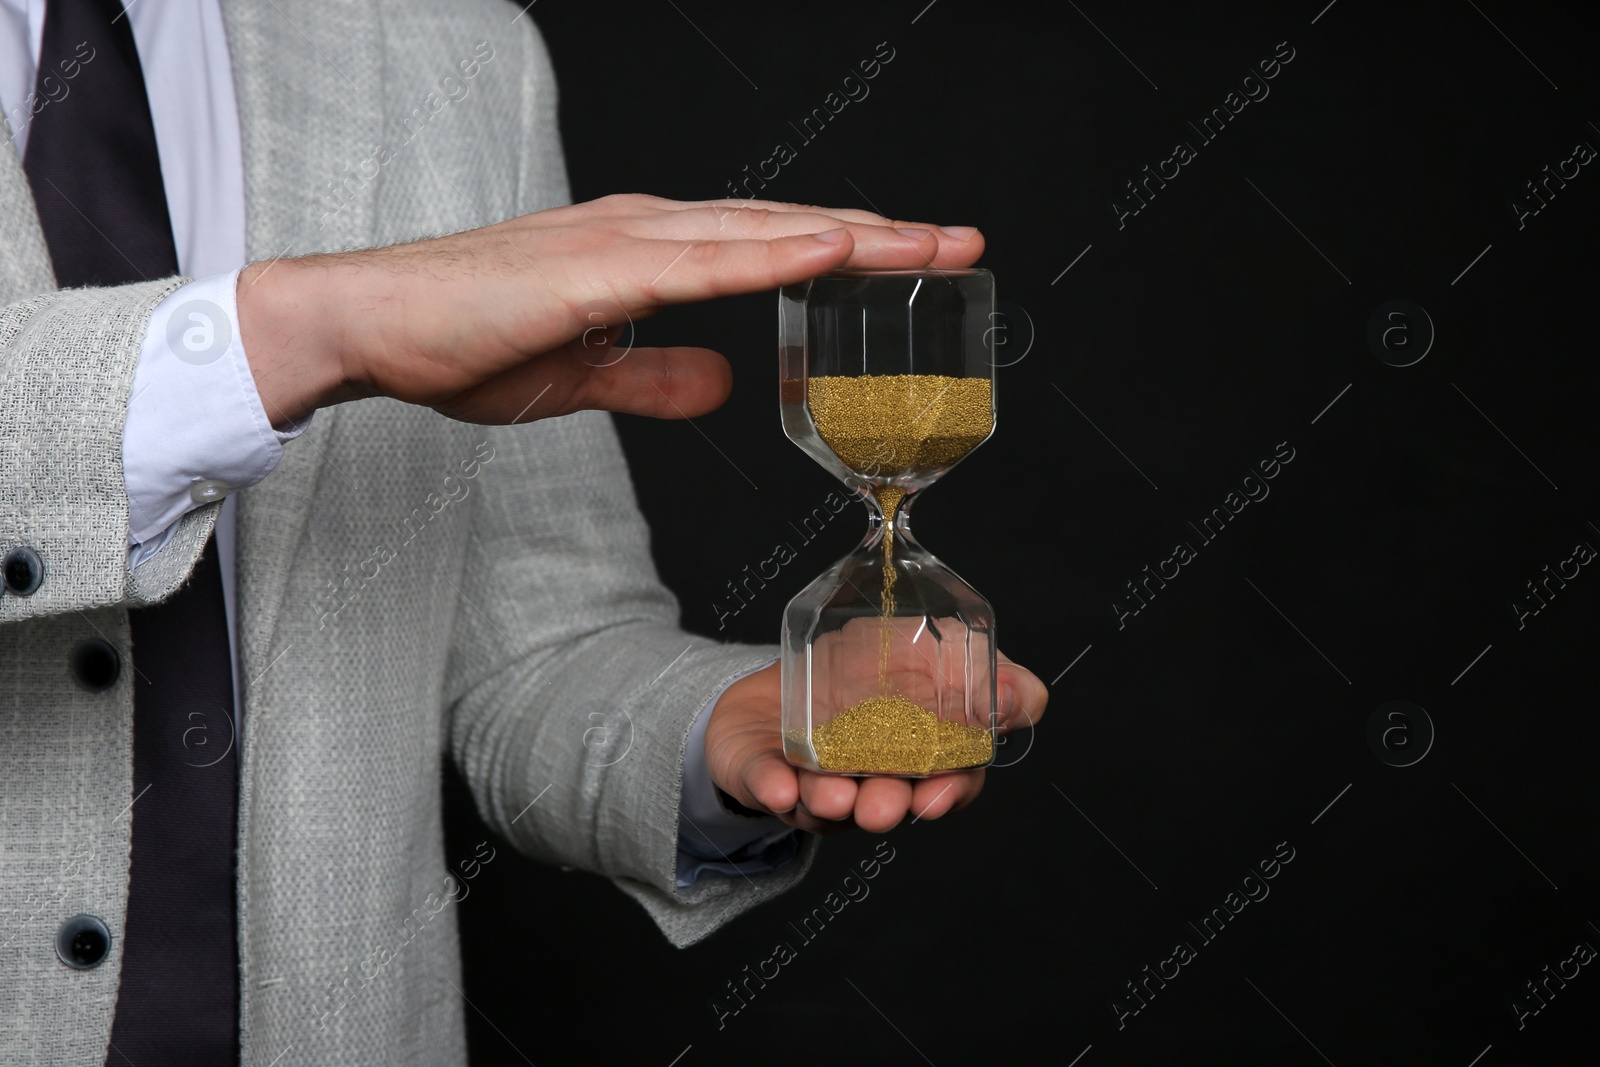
[778,268,997,777]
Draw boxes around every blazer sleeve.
[441,410,820,949]
[0,277,223,625]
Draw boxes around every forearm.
[450,613,820,947]
[441,410,819,945]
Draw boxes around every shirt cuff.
[123,269,311,560]
[676,658,801,888]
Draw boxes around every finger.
[913,226,984,268]
[799,770,859,822]
[638,206,981,268]
[685,196,973,240]
[741,748,801,817]
[853,776,914,833]
[712,736,855,836]
[610,229,847,306]
[996,653,1049,730]
[908,771,981,822]
[672,195,909,223]
[634,228,959,306]
[840,225,975,270]
[570,343,734,419]
[436,344,733,423]
[696,199,985,265]
[947,769,986,814]
[529,192,919,233]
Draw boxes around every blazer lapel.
[220,0,384,686]
[217,0,385,1053]
[0,115,57,300]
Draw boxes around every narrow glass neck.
[862,485,922,552]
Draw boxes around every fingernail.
[896,227,931,241]
[939,225,978,240]
[813,227,850,244]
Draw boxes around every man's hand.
[236,194,984,428]
[704,654,1048,835]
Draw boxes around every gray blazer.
[0,1,814,1062]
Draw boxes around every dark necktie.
[24,2,242,1064]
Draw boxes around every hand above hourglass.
[237,193,989,428]
[705,629,1049,835]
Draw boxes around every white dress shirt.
[0,0,792,887]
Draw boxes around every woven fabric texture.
[0,1,816,1063]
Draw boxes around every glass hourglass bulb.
[777,268,998,777]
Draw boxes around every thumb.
[433,344,733,424]
[996,654,1048,731]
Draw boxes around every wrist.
[237,256,366,427]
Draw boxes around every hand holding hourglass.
[703,647,1044,836]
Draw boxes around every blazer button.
[55,915,111,969]
[2,546,43,596]
[70,638,122,692]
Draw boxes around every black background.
[444,2,1600,1063]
